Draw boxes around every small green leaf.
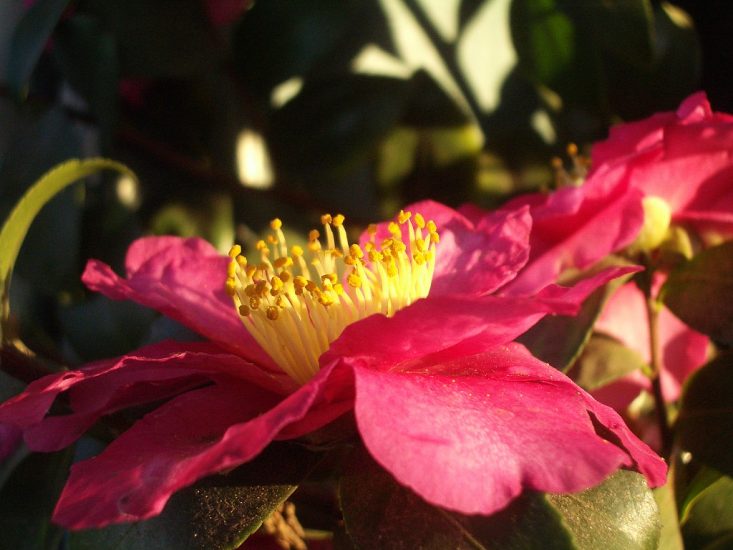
[676,352,733,478]
[0,158,136,342]
[6,0,71,97]
[661,241,733,345]
[339,446,659,550]
[569,333,647,391]
[680,473,733,549]
[69,442,321,550]
[0,447,74,550]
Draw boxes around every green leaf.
[69,442,321,550]
[653,481,684,550]
[6,0,71,98]
[568,333,647,391]
[680,474,733,549]
[676,352,733,478]
[661,241,733,345]
[0,158,136,342]
[339,446,659,550]
[0,447,74,550]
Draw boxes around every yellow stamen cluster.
[226,211,439,385]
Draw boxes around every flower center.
[226,211,439,384]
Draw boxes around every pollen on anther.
[270,218,283,230]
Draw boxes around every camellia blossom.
[492,92,733,297]
[591,91,733,241]
[0,201,665,530]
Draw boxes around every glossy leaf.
[676,352,733,477]
[0,448,73,550]
[569,333,646,391]
[340,446,660,550]
[0,158,136,342]
[69,442,321,550]
[680,474,733,550]
[662,241,733,345]
[6,0,70,97]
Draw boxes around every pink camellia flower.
[591,91,733,240]
[0,201,665,530]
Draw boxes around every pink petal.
[361,200,532,296]
[0,423,22,461]
[593,278,708,407]
[353,342,665,516]
[52,363,349,529]
[322,295,561,371]
[0,341,293,452]
[82,236,278,370]
[501,167,645,295]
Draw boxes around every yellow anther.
[567,142,579,157]
[227,208,439,386]
[225,278,237,296]
[270,276,284,294]
[386,260,398,278]
[368,249,382,262]
[255,280,268,295]
[392,241,406,253]
[347,271,362,288]
[273,256,293,269]
[322,273,338,284]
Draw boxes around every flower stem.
[644,291,673,459]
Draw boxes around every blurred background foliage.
[0,0,724,370]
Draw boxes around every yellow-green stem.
[645,293,673,459]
